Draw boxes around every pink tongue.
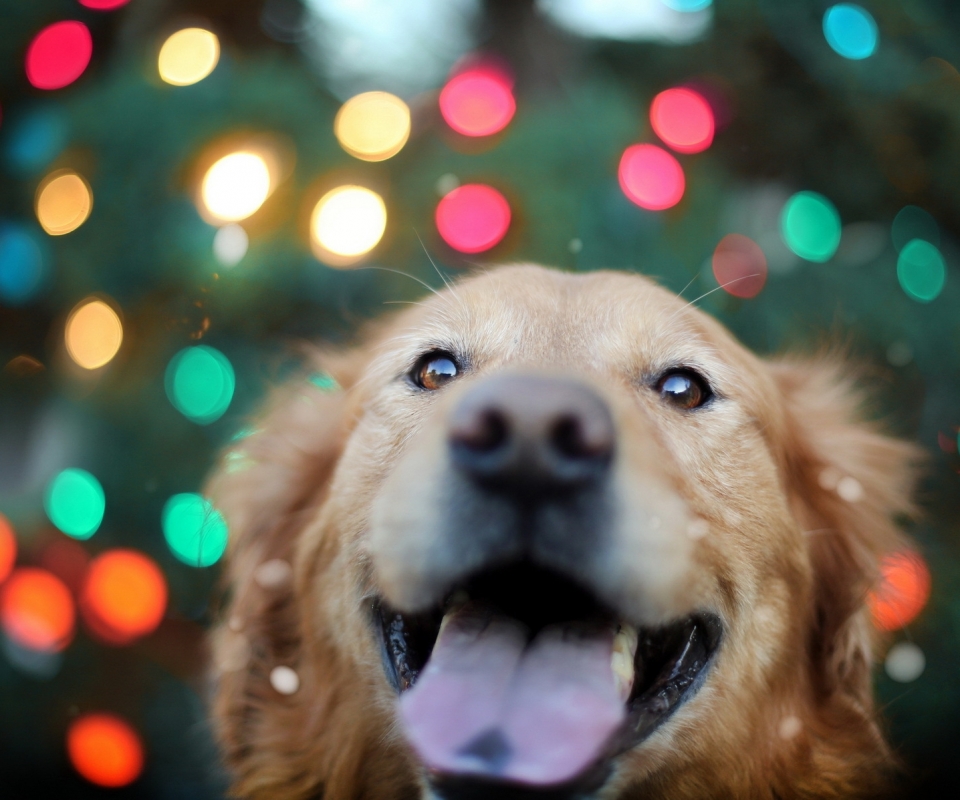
[399,604,624,786]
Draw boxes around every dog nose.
[449,374,615,494]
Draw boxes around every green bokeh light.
[780,191,842,262]
[164,345,235,425]
[308,371,339,392]
[162,493,228,567]
[897,239,945,303]
[891,205,939,252]
[44,468,105,539]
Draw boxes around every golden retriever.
[208,264,919,800]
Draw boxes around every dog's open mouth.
[374,563,722,794]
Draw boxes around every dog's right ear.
[205,348,365,798]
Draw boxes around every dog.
[208,264,919,799]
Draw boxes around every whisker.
[675,271,700,299]
[352,265,442,299]
[667,274,762,323]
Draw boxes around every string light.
[0,568,75,651]
[335,92,411,161]
[823,4,878,60]
[25,21,93,91]
[780,191,841,262]
[650,87,715,154]
[67,714,144,787]
[162,493,229,567]
[36,169,93,235]
[65,297,123,369]
[0,514,16,585]
[200,152,272,223]
[158,28,220,87]
[712,234,767,298]
[619,144,685,211]
[44,468,105,540]
[165,345,236,425]
[435,184,511,253]
[439,67,516,137]
[870,550,931,632]
[80,550,167,645]
[897,239,945,302]
[310,186,387,265]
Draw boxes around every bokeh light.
[823,4,878,60]
[885,641,925,683]
[80,550,167,645]
[712,234,767,298]
[35,169,93,235]
[1,568,75,651]
[650,87,715,154]
[67,713,143,788]
[65,297,123,369]
[3,107,66,175]
[79,0,132,8]
[44,468,105,540]
[780,191,841,262]
[25,21,93,91]
[200,152,271,223]
[662,0,713,10]
[158,28,220,87]
[891,205,939,252]
[870,550,931,632]
[165,345,236,425]
[439,67,516,137]
[162,493,229,567]
[0,223,46,305]
[335,91,411,161]
[213,224,249,266]
[897,239,945,303]
[435,183,511,253]
[310,185,387,263]
[618,144,685,211]
[0,515,16,585]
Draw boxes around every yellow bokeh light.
[158,28,220,87]
[334,92,411,162]
[200,152,271,223]
[65,299,123,370]
[311,186,387,264]
[36,170,93,236]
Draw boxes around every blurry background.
[0,0,958,796]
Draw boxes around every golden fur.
[208,265,919,799]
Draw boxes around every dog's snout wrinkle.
[449,374,615,495]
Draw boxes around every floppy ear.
[768,358,922,705]
[206,347,364,798]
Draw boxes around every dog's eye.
[656,370,711,410]
[413,353,459,391]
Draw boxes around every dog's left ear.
[768,358,922,701]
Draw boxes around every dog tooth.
[612,623,639,701]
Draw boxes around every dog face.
[209,265,917,800]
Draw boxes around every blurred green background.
[1,0,959,796]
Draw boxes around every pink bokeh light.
[26,21,93,91]
[439,68,516,137]
[618,144,685,211]
[650,87,715,154]
[712,234,768,298]
[436,184,511,253]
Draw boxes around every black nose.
[448,374,615,495]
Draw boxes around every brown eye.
[414,353,459,391]
[656,370,710,410]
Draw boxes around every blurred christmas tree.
[1,0,959,796]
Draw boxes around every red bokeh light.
[80,549,167,645]
[25,21,93,91]
[712,234,768,298]
[650,87,715,154]
[439,68,516,137]
[78,0,132,8]
[436,184,512,254]
[39,537,91,594]
[870,550,931,632]
[0,514,16,584]
[618,144,685,211]
[0,568,75,651]
[68,713,144,788]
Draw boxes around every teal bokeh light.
[823,4,878,60]
[44,468,105,540]
[165,345,235,425]
[0,223,46,305]
[162,493,228,567]
[891,206,939,252]
[780,191,842,262]
[662,0,712,11]
[897,239,945,303]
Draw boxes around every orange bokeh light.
[80,549,167,645]
[0,514,16,584]
[67,713,144,787]
[0,567,75,651]
[869,550,931,631]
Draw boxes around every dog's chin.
[373,562,723,799]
